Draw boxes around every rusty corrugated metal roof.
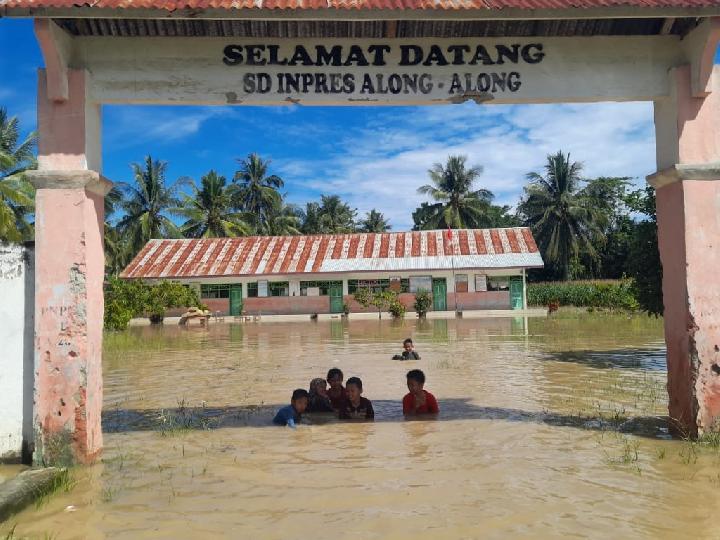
[120,228,544,279]
[2,0,719,10]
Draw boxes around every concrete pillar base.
[26,170,111,466]
[648,164,720,437]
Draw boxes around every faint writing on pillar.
[41,305,77,332]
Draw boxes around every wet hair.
[406,369,426,385]
[403,338,413,346]
[345,376,363,391]
[327,367,344,381]
[291,388,309,401]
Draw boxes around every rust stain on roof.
[121,228,544,279]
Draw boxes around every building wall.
[0,243,34,462]
[157,268,522,316]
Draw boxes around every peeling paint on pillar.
[31,181,106,466]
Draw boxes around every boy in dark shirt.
[339,377,374,420]
[393,338,421,360]
[403,369,439,416]
[273,388,309,428]
[326,367,348,411]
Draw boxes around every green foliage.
[353,288,398,319]
[0,107,37,242]
[413,289,432,318]
[360,209,390,232]
[104,278,201,330]
[517,151,605,281]
[415,155,495,230]
[116,156,187,255]
[625,187,663,316]
[232,153,284,233]
[175,170,251,238]
[388,298,406,319]
[527,280,639,310]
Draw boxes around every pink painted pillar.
[27,68,109,465]
[651,64,720,436]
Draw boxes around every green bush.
[353,288,398,319]
[413,289,432,318]
[104,278,202,330]
[388,299,406,319]
[527,280,639,310]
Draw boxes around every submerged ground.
[3,312,720,539]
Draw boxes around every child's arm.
[286,417,297,428]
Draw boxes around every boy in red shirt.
[403,369,439,416]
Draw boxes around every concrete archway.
[2,0,719,464]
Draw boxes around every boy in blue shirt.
[273,389,309,428]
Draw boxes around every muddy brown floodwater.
[3,312,720,539]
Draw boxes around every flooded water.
[4,312,720,539]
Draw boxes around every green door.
[509,277,524,310]
[432,278,447,311]
[328,282,344,314]
[229,285,243,316]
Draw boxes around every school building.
[120,228,544,316]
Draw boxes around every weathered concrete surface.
[652,65,720,436]
[28,171,109,466]
[0,244,35,463]
[0,467,65,522]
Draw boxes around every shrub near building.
[527,280,639,311]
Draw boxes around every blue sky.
[1,19,719,231]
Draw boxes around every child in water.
[393,338,421,360]
[307,377,334,413]
[339,377,375,420]
[326,367,348,410]
[403,369,439,416]
[273,388,309,428]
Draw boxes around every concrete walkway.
[129,308,547,326]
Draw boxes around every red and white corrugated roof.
[121,228,543,279]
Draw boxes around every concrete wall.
[0,243,34,462]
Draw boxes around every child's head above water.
[345,376,363,403]
[403,338,414,352]
[406,369,426,395]
[291,388,309,413]
[327,367,344,389]
[309,378,327,396]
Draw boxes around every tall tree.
[625,186,663,315]
[175,170,251,238]
[517,151,603,281]
[0,107,36,242]
[104,185,131,276]
[232,153,283,232]
[360,209,390,233]
[318,194,357,233]
[416,155,494,229]
[117,156,185,256]
[264,202,302,236]
[300,202,323,234]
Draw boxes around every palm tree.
[103,185,131,275]
[175,170,251,238]
[318,195,357,233]
[360,209,390,233]
[265,202,302,236]
[416,155,493,230]
[518,151,603,281]
[0,108,36,242]
[232,153,283,232]
[300,202,323,234]
[116,156,186,256]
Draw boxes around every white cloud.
[286,101,656,231]
[104,106,234,148]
